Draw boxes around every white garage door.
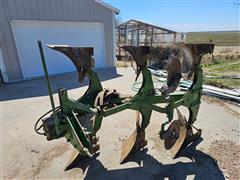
[11,20,105,79]
[0,48,8,82]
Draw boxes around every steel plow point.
[120,128,147,164]
[65,149,88,171]
[120,111,146,164]
[120,128,137,164]
[65,148,80,171]
[164,109,187,158]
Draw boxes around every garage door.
[11,20,105,79]
[0,48,8,82]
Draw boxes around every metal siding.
[0,2,24,80]
[0,4,4,46]
[0,0,114,82]
[0,48,8,82]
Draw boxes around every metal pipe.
[37,41,57,116]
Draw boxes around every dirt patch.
[6,166,21,179]
[31,143,70,177]
[209,140,240,180]
[4,144,69,179]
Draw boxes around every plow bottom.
[164,120,187,158]
[120,129,147,164]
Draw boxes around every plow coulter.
[35,41,214,170]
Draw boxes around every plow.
[35,41,214,170]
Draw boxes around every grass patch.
[186,31,240,46]
[203,77,240,89]
[213,62,240,72]
[203,58,240,89]
[203,59,240,76]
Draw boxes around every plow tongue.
[164,109,187,158]
[120,112,147,164]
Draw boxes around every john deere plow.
[35,41,214,170]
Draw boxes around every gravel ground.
[209,140,240,180]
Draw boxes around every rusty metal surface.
[162,43,214,95]
[177,43,214,74]
[120,129,147,164]
[167,58,182,92]
[120,46,150,81]
[164,109,187,158]
[120,111,147,164]
[47,45,94,82]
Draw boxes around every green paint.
[37,43,212,157]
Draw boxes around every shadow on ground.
[0,68,121,101]
[68,139,224,180]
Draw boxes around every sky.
[104,0,240,32]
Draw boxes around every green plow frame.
[35,41,214,170]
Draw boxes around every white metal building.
[0,0,119,82]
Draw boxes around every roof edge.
[117,19,177,33]
[94,0,120,14]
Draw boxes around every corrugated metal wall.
[0,0,115,82]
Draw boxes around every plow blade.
[120,112,147,164]
[162,58,182,95]
[120,129,147,164]
[65,149,82,171]
[47,45,94,82]
[120,128,138,164]
[65,149,99,171]
[164,109,187,158]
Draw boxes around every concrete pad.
[0,67,239,179]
